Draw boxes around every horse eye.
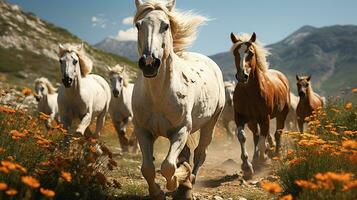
[73,59,78,65]
[59,59,63,64]
[41,87,44,91]
[162,23,169,32]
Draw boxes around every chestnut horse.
[295,75,324,133]
[230,32,290,179]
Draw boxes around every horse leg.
[174,136,196,200]
[275,107,289,155]
[248,122,259,167]
[113,118,129,152]
[60,113,72,146]
[161,126,190,192]
[76,109,92,135]
[94,110,106,138]
[136,128,164,199]
[258,118,269,163]
[298,118,304,134]
[235,115,254,179]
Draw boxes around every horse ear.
[166,0,176,11]
[307,75,311,81]
[106,65,112,72]
[230,32,239,44]
[250,32,256,43]
[77,43,84,51]
[296,75,300,81]
[135,0,143,9]
[58,43,65,51]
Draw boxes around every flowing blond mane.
[134,0,207,54]
[108,64,129,87]
[58,43,93,76]
[230,33,270,72]
[35,77,57,94]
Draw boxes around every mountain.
[0,1,137,87]
[94,38,138,61]
[210,25,357,95]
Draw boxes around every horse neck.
[247,64,265,91]
[305,86,314,106]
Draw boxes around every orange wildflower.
[21,176,40,188]
[89,146,97,153]
[5,188,18,196]
[10,130,27,140]
[288,157,306,166]
[260,181,283,193]
[352,88,357,93]
[1,160,17,170]
[0,182,8,190]
[0,166,10,173]
[61,171,72,182]
[342,180,357,191]
[39,112,50,121]
[280,194,293,200]
[342,140,357,149]
[315,172,353,183]
[21,88,32,96]
[0,105,16,113]
[345,102,353,110]
[295,179,319,189]
[272,156,280,161]
[40,188,55,197]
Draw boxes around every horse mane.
[108,64,129,87]
[58,43,93,77]
[134,0,207,54]
[35,77,57,94]
[230,33,270,72]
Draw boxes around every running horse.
[230,32,290,179]
[133,0,225,199]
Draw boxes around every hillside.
[94,38,138,61]
[0,1,137,87]
[210,25,357,95]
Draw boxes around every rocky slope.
[94,38,138,61]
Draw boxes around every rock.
[213,195,223,200]
[238,197,247,200]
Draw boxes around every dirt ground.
[100,122,280,200]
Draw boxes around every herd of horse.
[31,0,325,199]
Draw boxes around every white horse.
[34,77,60,127]
[57,43,111,138]
[285,92,299,131]
[107,64,136,152]
[221,81,236,140]
[133,0,225,199]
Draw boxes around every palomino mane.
[35,77,57,94]
[134,0,207,54]
[108,64,129,87]
[58,43,93,77]
[230,33,270,72]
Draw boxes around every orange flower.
[5,188,18,196]
[352,88,357,93]
[342,140,357,149]
[295,180,319,189]
[342,180,357,191]
[280,194,293,200]
[0,182,8,190]
[10,130,27,140]
[260,181,283,193]
[89,146,97,153]
[0,166,10,173]
[39,112,50,121]
[272,156,280,161]
[345,102,353,110]
[0,105,16,113]
[288,157,306,166]
[1,160,17,170]
[21,176,40,188]
[21,88,32,96]
[0,147,5,154]
[61,171,72,182]
[40,188,55,197]
[315,172,353,183]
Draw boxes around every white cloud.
[91,15,107,28]
[116,27,137,41]
[122,16,133,25]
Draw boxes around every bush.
[277,91,357,200]
[0,98,118,199]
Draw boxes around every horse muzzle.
[62,76,73,88]
[34,95,41,102]
[112,90,120,98]
[298,91,306,98]
[138,55,161,78]
[236,73,249,83]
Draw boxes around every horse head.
[296,75,311,98]
[107,64,127,98]
[134,0,176,78]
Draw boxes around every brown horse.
[230,32,290,179]
[295,75,324,133]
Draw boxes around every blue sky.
[7,0,357,55]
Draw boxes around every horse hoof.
[242,163,254,180]
[173,185,193,200]
[150,191,166,200]
[166,176,179,192]
[149,184,165,200]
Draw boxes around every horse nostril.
[244,74,249,80]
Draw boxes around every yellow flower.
[40,188,56,197]
[21,176,40,188]
[260,181,283,193]
[345,102,353,110]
